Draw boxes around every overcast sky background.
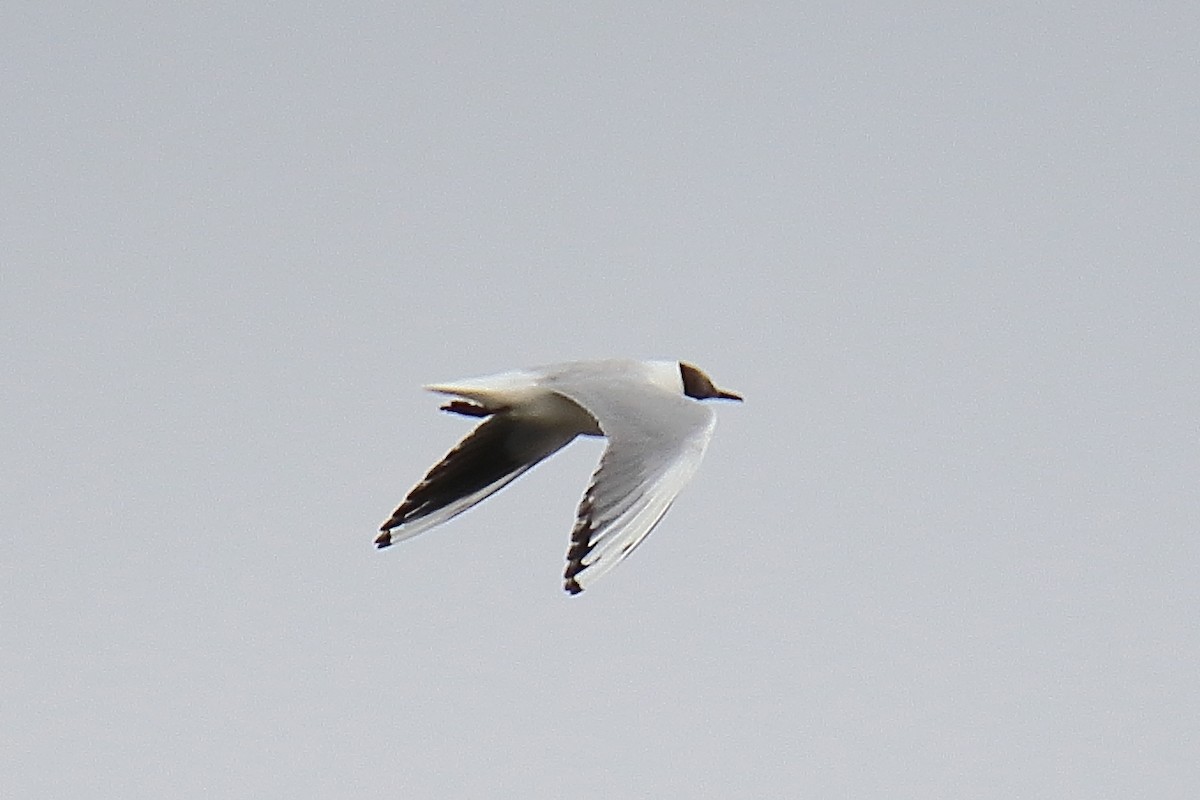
[4,3,1198,798]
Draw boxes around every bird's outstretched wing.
[376,410,576,548]
[542,368,717,594]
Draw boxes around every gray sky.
[4,3,1198,798]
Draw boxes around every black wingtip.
[563,551,586,595]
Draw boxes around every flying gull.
[376,359,742,593]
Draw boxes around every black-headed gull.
[376,359,741,594]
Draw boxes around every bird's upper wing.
[542,369,717,594]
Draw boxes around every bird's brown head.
[679,362,742,402]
